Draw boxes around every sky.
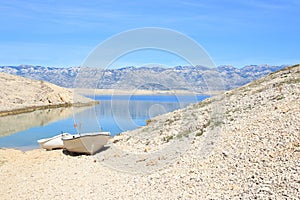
[0,0,299,68]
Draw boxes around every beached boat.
[37,133,71,150]
[62,132,110,155]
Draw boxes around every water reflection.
[73,100,185,134]
[0,95,208,150]
[0,107,78,137]
[0,106,90,150]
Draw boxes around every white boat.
[62,132,110,155]
[37,133,71,150]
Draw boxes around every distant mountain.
[0,65,80,88]
[0,64,287,93]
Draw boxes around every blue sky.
[0,0,299,68]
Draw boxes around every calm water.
[0,95,208,150]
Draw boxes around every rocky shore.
[0,65,299,199]
[0,72,96,116]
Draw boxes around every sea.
[0,95,209,150]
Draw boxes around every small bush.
[163,135,174,142]
[165,119,175,125]
[276,95,285,100]
[176,130,190,139]
[203,120,211,128]
[196,130,203,137]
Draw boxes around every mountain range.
[0,64,287,93]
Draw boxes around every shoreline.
[0,89,215,148]
[75,88,224,96]
[0,101,98,117]
[0,88,223,118]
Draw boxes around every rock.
[144,146,151,152]
[222,150,229,157]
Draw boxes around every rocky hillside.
[98,64,300,198]
[0,72,95,116]
[0,64,286,92]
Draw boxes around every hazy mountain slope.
[0,65,79,88]
[0,64,286,92]
[99,64,300,198]
[0,72,94,116]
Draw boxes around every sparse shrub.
[165,118,175,125]
[212,120,223,128]
[125,136,131,142]
[276,95,285,100]
[196,130,203,137]
[176,130,190,139]
[163,135,174,142]
[203,120,211,128]
[286,77,300,84]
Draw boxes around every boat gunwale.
[62,132,110,141]
[37,133,71,143]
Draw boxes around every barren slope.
[0,72,95,116]
[105,64,300,198]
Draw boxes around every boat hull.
[62,132,110,155]
[37,133,71,150]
